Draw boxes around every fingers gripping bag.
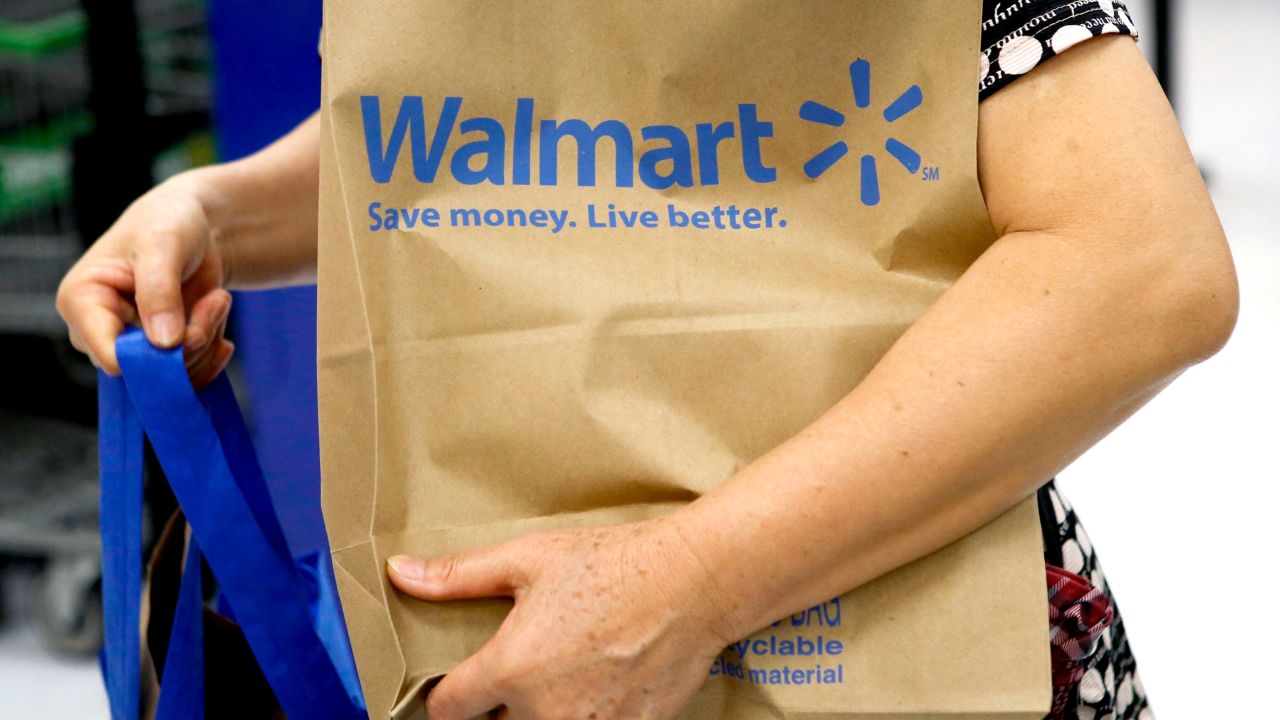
[317,1,1051,718]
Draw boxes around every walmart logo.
[800,59,924,206]
[359,57,929,202]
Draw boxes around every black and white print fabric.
[980,0,1139,100]
[1038,481,1153,719]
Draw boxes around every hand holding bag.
[318,1,1052,717]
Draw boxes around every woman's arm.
[385,35,1238,720]
[57,111,320,378]
[204,111,322,289]
[673,34,1238,643]
[384,33,1233,717]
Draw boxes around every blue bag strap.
[197,385,292,563]
[99,372,144,720]
[155,538,205,720]
[101,328,363,720]
[298,549,367,708]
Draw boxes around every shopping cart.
[0,0,101,657]
[0,1,88,335]
[0,0,213,657]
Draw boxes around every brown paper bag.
[317,1,1051,717]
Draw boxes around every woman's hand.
[57,111,323,385]
[387,518,731,720]
[56,168,235,386]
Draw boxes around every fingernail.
[150,312,183,347]
[216,296,233,324]
[387,555,420,579]
[188,327,209,353]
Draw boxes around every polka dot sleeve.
[979,0,1139,101]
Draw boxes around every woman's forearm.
[194,111,321,289]
[670,37,1238,645]
[674,221,1236,644]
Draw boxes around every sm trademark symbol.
[921,166,941,181]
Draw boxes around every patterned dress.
[979,1,1152,718]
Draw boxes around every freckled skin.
[60,29,1234,720]
[375,35,1236,720]
[388,519,728,719]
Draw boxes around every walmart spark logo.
[800,59,924,206]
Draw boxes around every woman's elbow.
[1154,224,1239,366]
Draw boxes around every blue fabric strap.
[98,372,144,720]
[197,386,292,563]
[297,549,368,709]
[155,538,205,720]
[99,328,364,720]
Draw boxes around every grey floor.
[1,0,1276,717]
[0,568,107,717]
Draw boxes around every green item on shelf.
[0,112,91,221]
[0,12,86,58]
[0,144,70,222]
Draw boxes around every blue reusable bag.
[98,328,366,720]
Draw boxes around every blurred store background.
[0,0,321,716]
[0,0,214,714]
[0,0,1274,717]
